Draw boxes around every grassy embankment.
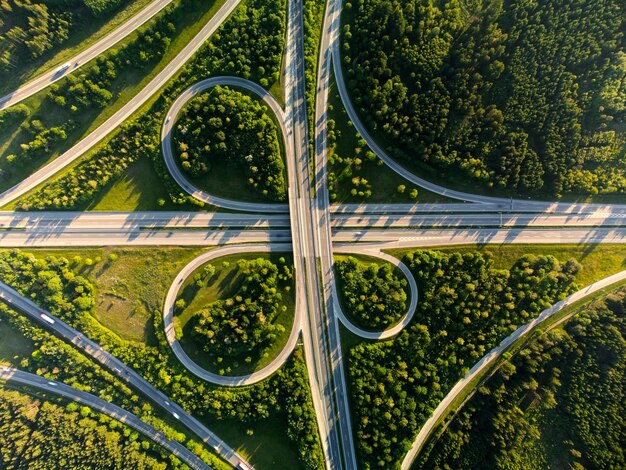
[0,0,153,95]
[0,0,227,210]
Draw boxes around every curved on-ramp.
[161,76,289,213]
[162,244,302,386]
[400,269,626,469]
[0,280,251,469]
[0,366,209,470]
[328,0,626,214]
[332,248,418,340]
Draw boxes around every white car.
[56,62,71,73]
[172,412,180,419]
[166,116,171,123]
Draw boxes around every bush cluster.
[335,256,407,330]
[0,0,72,72]
[422,287,626,469]
[0,389,173,468]
[190,257,292,358]
[348,250,581,468]
[18,0,287,210]
[174,86,286,201]
[0,249,323,469]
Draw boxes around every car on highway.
[172,412,180,419]
[55,63,71,74]
[39,313,55,325]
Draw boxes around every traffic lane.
[332,228,626,246]
[161,243,302,387]
[0,228,292,247]
[0,0,173,109]
[161,76,290,213]
[0,0,242,208]
[331,212,626,229]
[0,211,290,230]
[0,282,250,469]
[400,268,626,469]
[0,367,210,470]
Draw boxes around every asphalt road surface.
[328,0,626,214]
[0,227,292,247]
[333,202,626,215]
[332,227,626,247]
[2,210,626,234]
[0,281,253,469]
[161,76,289,213]
[1,225,626,248]
[0,211,290,230]
[0,0,173,110]
[332,212,626,229]
[331,247,418,340]
[162,243,302,386]
[284,0,357,466]
[2,0,625,467]
[0,366,210,470]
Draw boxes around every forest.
[0,388,178,468]
[335,255,407,330]
[343,0,626,198]
[420,287,626,469]
[189,257,292,360]
[174,86,286,201]
[17,0,286,211]
[0,249,324,469]
[4,0,188,209]
[0,0,124,75]
[347,249,581,468]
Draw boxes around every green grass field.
[175,252,296,376]
[210,413,304,470]
[86,158,196,211]
[88,247,209,343]
[0,247,305,468]
[177,157,275,204]
[0,247,208,343]
[0,316,35,367]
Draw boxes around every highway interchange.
[0,0,625,469]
